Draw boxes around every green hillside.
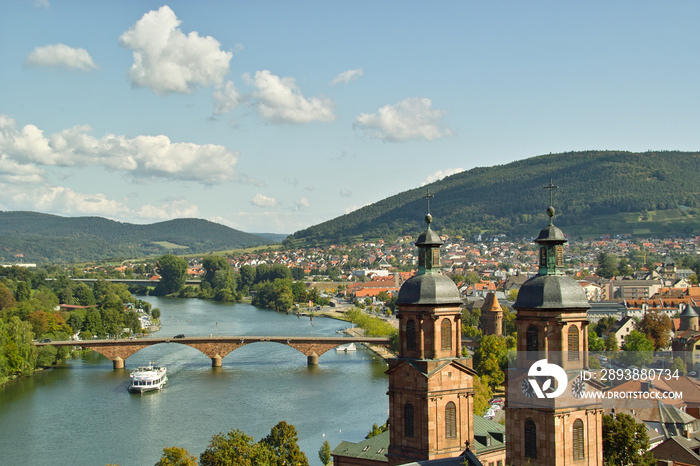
[285,150,700,246]
[0,212,271,264]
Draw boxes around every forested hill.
[285,151,700,246]
[0,212,271,264]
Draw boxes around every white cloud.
[212,80,242,115]
[119,5,232,95]
[340,189,352,197]
[0,154,45,184]
[251,193,277,207]
[354,97,453,142]
[294,197,309,210]
[25,43,98,71]
[421,168,464,186]
[10,185,130,217]
[331,68,363,85]
[137,199,199,220]
[0,178,203,222]
[0,115,240,184]
[247,70,335,124]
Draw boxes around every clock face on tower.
[571,376,586,398]
[521,378,535,398]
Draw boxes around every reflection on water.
[0,299,388,466]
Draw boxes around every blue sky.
[1,1,699,234]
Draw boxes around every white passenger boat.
[128,363,167,393]
[336,342,357,352]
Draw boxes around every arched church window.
[524,419,537,459]
[404,402,414,438]
[445,402,457,438]
[441,319,452,350]
[568,325,580,361]
[406,319,416,351]
[526,325,538,360]
[573,419,585,460]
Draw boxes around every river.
[0,297,389,466]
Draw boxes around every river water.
[0,297,389,466]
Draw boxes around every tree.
[602,413,655,465]
[472,375,493,416]
[267,264,293,282]
[14,281,31,302]
[595,316,618,336]
[101,307,124,337]
[318,440,332,466]
[507,288,518,302]
[588,327,605,352]
[596,252,619,279]
[155,447,197,466]
[619,330,654,367]
[636,309,672,350]
[239,265,256,290]
[153,254,188,296]
[464,271,480,286]
[83,308,103,337]
[261,420,309,466]
[202,256,229,282]
[199,429,260,466]
[3,316,37,375]
[202,256,236,297]
[74,283,96,306]
[604,333,619,352]
[670,356,686,375]
[200,422,307,466]
[291,267,305,280]
[473,334,508,390]
[0,283,17,310]
[36,344,58,367]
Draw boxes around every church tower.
[386,203,478,465]
[505,184,603,465]
[480,292,503,337]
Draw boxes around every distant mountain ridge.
[0,212,272,264]
[285,150,700,246]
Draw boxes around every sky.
[2,1,700,234]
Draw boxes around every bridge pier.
[307,352,318,365]
[211,354,222,367]
[113,357,124,370]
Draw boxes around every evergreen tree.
[318,440,332,466]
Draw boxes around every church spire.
[535,180,567,276]
[415,190,442,275]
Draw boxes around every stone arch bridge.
[35,336,392,369]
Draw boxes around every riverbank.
[1,299,389,466]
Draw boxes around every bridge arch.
[36,336,391,369]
